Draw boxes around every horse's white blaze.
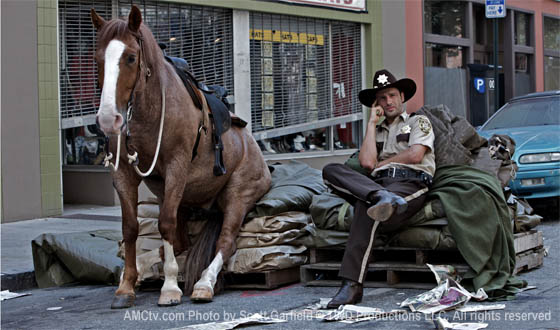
[193,251,223,295]
[98,40,125,119]
[161,240,182,294]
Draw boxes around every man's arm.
[359,102,383,171]
[376,144,428,168]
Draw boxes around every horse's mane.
[97,18,166,80]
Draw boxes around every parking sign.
[486,0,506,18]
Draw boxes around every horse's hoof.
[190,287,213,303]
[158,290,182,307]
[111,294,135,309]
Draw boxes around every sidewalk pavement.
[1,205,123,291]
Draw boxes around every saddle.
[163,54,247,176]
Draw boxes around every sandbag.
[247,161,327,218]
[226,245,308,273]
[236,229,308,249]
[309,192,353,232]
[137,202,160,218]
[403,199,446,227]
[32,230,123,288]
[240,212,310,233]
[388,225,457,250]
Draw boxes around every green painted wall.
[38,0,62,216]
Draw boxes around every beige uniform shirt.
[373,112,436,176]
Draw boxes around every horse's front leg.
[111,170,141,309]
[157,172,188,307]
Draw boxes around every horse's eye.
[127,55,136,64]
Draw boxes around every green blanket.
[429,165,527,299]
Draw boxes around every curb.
[1,271,37,292]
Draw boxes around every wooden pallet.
[309,246,466,266]
[224,267,300,289]
[513,230,544,274]
[301,261,470,290]
[302,230,544,288]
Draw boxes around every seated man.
[322,69,436,308]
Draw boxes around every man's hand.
[369,100,385,126]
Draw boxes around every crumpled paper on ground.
[0,290,30,301]
[400,264,487,314]
[436,317,488,330]
[322,305,407,323]
[171,313,286,330]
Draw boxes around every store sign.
[277,0,366,12]
[250,29,324,45]
[485,0,506,18]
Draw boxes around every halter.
[104,31,165,178]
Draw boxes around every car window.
[482,96,560,130]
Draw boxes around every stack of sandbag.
[227,161,329,273]
[309,192,456,250]
[226,212,310,274]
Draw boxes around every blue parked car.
[478,91,560,204]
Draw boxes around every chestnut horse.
[90,6,271,308]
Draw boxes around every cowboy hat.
[358,69,417,106]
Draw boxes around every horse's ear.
[90,8,106,31]
[128,5,142,33]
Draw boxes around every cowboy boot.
[326,279,363,309]
[366,190,408,222]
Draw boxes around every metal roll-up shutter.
[59,0,233,129]
[249,12,362,141]
[118,1,233,91]
[59,0,112,129]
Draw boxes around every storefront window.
[514,12,530,46]
[250,13,363,154]
[544,56,560,91]
[425,43,465,68]
[63,125,107,166]
[424,0,466,38]
[515,53,531,96]
[544,16,560,50]
[543,16,559,91]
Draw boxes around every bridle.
[103,31,165,178]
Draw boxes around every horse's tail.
[183,216,225,296]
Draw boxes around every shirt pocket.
[396,133,410,143]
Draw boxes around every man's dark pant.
[322,163,429,283]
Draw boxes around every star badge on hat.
[377,74,389,86]
[358,69,417,107]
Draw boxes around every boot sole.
[367,201,408,222]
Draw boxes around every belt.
[375,168,433,186]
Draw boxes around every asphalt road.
[2,221,559,330]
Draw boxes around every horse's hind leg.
[190,207,245,302]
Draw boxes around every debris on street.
[435,317,488,330]
[170,313,286,330]
[322,304,407,323]
[0,290,30,301]
[399,264,488,314]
